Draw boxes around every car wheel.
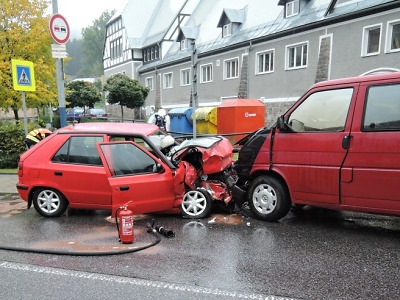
[33,188,68,217]
[248,176,290,222]
[181,189,212,219]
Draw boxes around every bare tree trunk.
[120,104,124,122]
[13,108,19,121]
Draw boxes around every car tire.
[181,189,212,219]
[248,176,291,222]
[33,188,68,217]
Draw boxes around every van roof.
[313,71,400,89]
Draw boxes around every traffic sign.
[51,44,68,58]
[49,13,70,44]
[11,59,36,92]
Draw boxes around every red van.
[233,71,400,221]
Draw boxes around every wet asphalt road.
[0,198,399,300]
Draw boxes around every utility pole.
[190,39,198,138]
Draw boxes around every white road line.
[0,261,299,300]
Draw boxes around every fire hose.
[0,218,174,256]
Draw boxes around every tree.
[65,80,102,109]
[0,0,57,120]
[64,38,84,77]
[103,74,149,121]
[80,10,115,77]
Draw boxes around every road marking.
[0,261,299,300]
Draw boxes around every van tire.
[248,176,290,221]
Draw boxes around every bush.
[0,122,26,168]
[39,115,60,129]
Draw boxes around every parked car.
[82,108,108,120]
[66,107,84,121]
[233,71,400,222]
[16,122,236,219]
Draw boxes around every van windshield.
[288,88,353,132]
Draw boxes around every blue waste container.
[168,108,193,136]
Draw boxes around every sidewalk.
[0,174,19,195]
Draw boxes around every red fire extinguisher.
[116,205,134,244]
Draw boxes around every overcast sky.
[49,0,128,39]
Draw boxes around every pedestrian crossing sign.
[11,59,36,91]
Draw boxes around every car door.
[50,135,112,208]
[97,141,177,216]
[272,85,357,205]
[341,80,400,212]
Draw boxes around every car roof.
[56,122,160,136]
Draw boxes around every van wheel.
[181,189,212,219]
[248,176,290,222]
[33,188,68,217]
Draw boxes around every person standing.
[25,128,52,149]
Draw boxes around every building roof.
[113,0,399,73]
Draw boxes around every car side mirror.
[156,163,165,173]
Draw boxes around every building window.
[286,0,300,18]
[386,20,400,53]
[181,39,188,50]
[362,24,381,56]
[145,77,153,91]
[110,37,122,59]
[163,73,173,89]
[143,45,160,63]
[286,42,308,69]
[224,58,239,79]
[180,69,190,86]
[222,23,232,37]
[200,64,213,83]
[256,49,274,74]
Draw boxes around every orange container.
[217,99,265,144]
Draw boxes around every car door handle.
[54,172,63,176]
[120,186,129,191]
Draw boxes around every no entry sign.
[49,13,70,44]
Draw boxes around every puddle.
[105,214,152,224]
[30,226,153,253]
[0,200,26,217]
[207,214,244,225]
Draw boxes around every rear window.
[52,136,104,165]
[363,83,400,131]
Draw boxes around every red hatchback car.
[16,123,186,217]
[16,122,236,218]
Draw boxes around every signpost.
[11,59,36,135]
[49,10,70,127]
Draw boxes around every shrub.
[0,122,26,168]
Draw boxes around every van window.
[363,83,400,131]
[288,88,353,132]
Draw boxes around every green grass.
[0,169,18,174]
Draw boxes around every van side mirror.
[277,115,285,130]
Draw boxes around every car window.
[288,88,353,132]
[363,83,400,131]
[100,143,158,176]
[52,136,104,165]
